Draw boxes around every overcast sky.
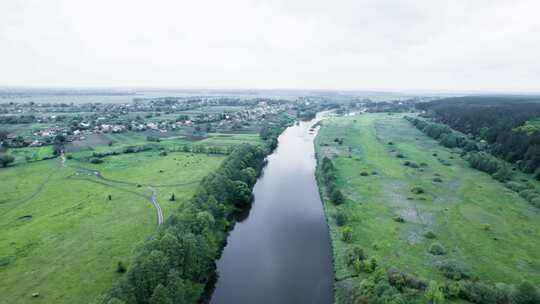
[1,0,539,92]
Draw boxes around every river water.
[210,112,334,304]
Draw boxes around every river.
[210,112,334,304]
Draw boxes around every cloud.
[0,0,538,92]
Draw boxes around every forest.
[416,96,540,178]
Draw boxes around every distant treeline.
[102,116,293,303]
[416,96,540,176]
[407,117,540,209]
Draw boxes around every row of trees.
[416,97,540,177]
[407,117,478,151]
[320,156,345,205]
[103,116,292,303]
[103,144,266,304]
[259,113,294,151]
[407,117,540,209]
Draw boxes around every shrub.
[505,181,528,192]
[345,246,366,267]
[460,280,511,304]
[411,186,425,194]
[424,231,436,239]
[332,189,345,205]
[360,171,369,176]
[512,281,540,304]
[0,154,15,167]
[90,157,103,164]
[342,226,353,242]
[437,260,470,280]
[396,153,405,158]
[387,267,427,291]
[334,211,347,226]
[425,281,445,304]
[519,189,539,201]
[433,177,443,183]
[116,261,126,273]
[429,242,446,255]
[393,216,405,223]
[408,162,419,168]
[531,197,540,208]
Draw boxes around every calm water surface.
[210,112,333,304]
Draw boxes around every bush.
[437,260,470,280]
[429,242,446,255]
[424,231,436,239]
[342,226,353,242]
[411,186,425,194]
[332,189,345,205]
[520,189,540,201]
[334,211,347,226]
[531,197,540,208]
[505,181,528,192]
[116,261,126,273]
[387,267,427,291]
[345,245,366,267]
[459,280,511,304]
[360,171,369,176]
[0,154,15,167]
[393,216,405,223]
[90,157,103,164]
[433,177,443,183]
[512,281,540,304]
[396,153,405,158]
[408,162,419,168]
[425,281,445,304]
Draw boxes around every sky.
[1,0,539,92]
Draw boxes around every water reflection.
[210,112,334,304]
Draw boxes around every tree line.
[407,117,540,209]
[102,117,292,304]
[416,96,540,177]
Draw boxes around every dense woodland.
[416,96,540,178]
[102,119,292,304]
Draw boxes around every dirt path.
[148,187,163,225]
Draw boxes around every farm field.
[315,113,540,303]
[0,137,247,303]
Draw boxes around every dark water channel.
[210,113,334,304]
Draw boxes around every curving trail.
[148,187,163,225]
[67,164,171,226]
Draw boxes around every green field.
[0,137,246,303]
[315,113,540,302]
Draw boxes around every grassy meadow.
[0,131,259,303]
[315,113,540,302]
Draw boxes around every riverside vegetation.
[0,95,294,304]
[315,113,540,304]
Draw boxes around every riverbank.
[101,115,293,304]
[314,113,540,303]
[209,112,333,304]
